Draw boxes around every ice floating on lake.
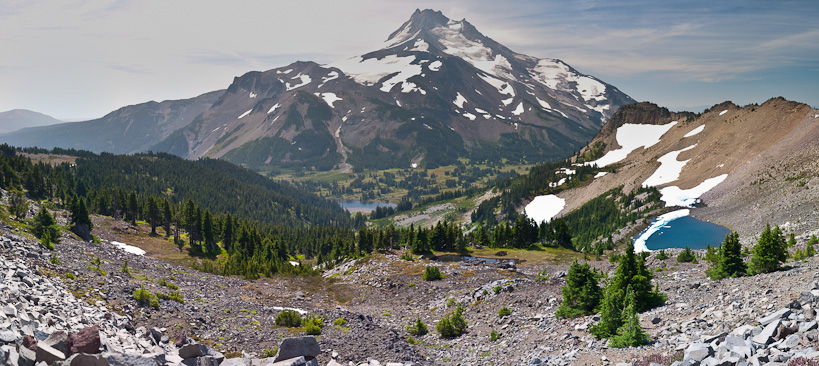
[524,195,565,224]
[588,122,677,167]
[659,174,728,207]
[111,241,146,256]
[633,209,690,252]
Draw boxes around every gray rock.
[44,330,68,354]
[0,329,20,343]
[19,346,36,366]
[149,328,162,344]
[274,337,320,362]
[36,343,66,364]
[782,334,801,349]
[802,321,818,332]
[759,309,792,326]
[799,292,816,305]
[182,355,220,366]
[67,353,111,366]
[103,352,160,366]
[268,356,306,366]
[685,342,713,363]
[220,358,252,366]
[753,319,781,345]
[179,343,210,359]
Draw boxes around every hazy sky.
[2,0,817,120]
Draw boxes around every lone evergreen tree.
[32,207,60,249]
[556,261,602,318]
[590,282,624,339]
[707,232,746,280]
[748,224,788,274]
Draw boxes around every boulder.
[44,330,69,354]
[18,346,36,366]
[684,343,713,363]
[800,320,818,333]
[69,325,102,355]
[35,343,66,364]
[181,355,219,366]
[759,309,792,326]
[268,356,307,366]
[103,352,161,366]
[22,335,38,351]
[799,292,816,306]
[67,353,111,366]
[220,358,252,366]
[752,319,781,345]
[274,337,321,362]
[149,328,162,345]
[179,343,210,359]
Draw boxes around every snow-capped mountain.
[2,9,634,171]
[152,9,635,171]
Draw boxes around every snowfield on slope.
[524,195,565,224]
[589,121,678,167]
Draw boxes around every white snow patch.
[524,195,566,224]
[111,241,146,256]
[267,103,281,114]
[588,121,678,167]
[428,22,514,78]
[659,174,728,207]
[633,209,690,252]
[719,110,728,116]
[453,93,467,108]
[411,163,418,168]
[272,306,307,315]
[536,98,551,109]
[463,112,476,121]
[289,261,300,266]
[815,114,819,118]
[249,92,257,98]
[642,144,698,187]
[478,74,515,98]
[329,55,422,93]
[317,93,342,108]
[286,74,312,91]
[502,97,514,106]
[428,60,442,71]
[684,125,705,138]
[411,38,429,52]
[512,102,524,116]
[558,168,576,175]
[238,109,252,119]
[594,172,608,178]
[281,69,293,74]
[319,70,339,87]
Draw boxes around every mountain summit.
[3,9,635,171]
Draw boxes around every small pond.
[337,200,397,213]
[635,214,730,251]
[434,254,520,265]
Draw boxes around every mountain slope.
[153,9,635,170]
[0,109,63,134]
[0,91,222,154]
[531,98,819,237]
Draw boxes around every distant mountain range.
[0,109,63,135]
[1,9,635,170]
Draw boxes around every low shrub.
[275,310,302,327]
[423,266,443,281]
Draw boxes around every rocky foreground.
[3,215,819,365]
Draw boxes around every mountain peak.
[387,9,453,43]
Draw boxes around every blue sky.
[1,0,817,120]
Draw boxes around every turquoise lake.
[640,216,731,251]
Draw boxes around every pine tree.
[556,261,602,318]
[162,198,172,237]
[749,224,788,274]
[707,232,746,280]
[127,191,138,225]
[203,210,215,254]
[70,197,93,230]
[590,282,624,339]
[610,285,649,348]
[222,214,234,253]
[32,207,60,249]
[147,196,159,235]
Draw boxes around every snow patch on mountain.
[249,92,257,98]
[525,194,565,224]
[411,38,429,52]
[659,174,729,207]
[512,102,525,116]
[589,121,678,167]
[453,92,467,108]
[267,103,280,114]
[684,125,705,138]
[316,93,342,108]
[428,60,442,71]
[642,144,697,187]
[463,112,476,120]
[536,97,552,109]
[318,70,339,88]
[238,109,252,119]
[286,74,312,91]
[719,110,728,116]
[330,55,422,93]
[430,21,513,78]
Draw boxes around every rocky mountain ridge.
[0,110,62,135]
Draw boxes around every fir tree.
[127,191,138,225]
[70,197,93,230]
[147,196,159,235]
[32,207,60,249]
[610,285,649,348]
[162,198,172,237]
[590,282,624,339]
[556,261,602,318]
[749,224,788,274]
[203,210,215,254]
[707,232,746,280]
